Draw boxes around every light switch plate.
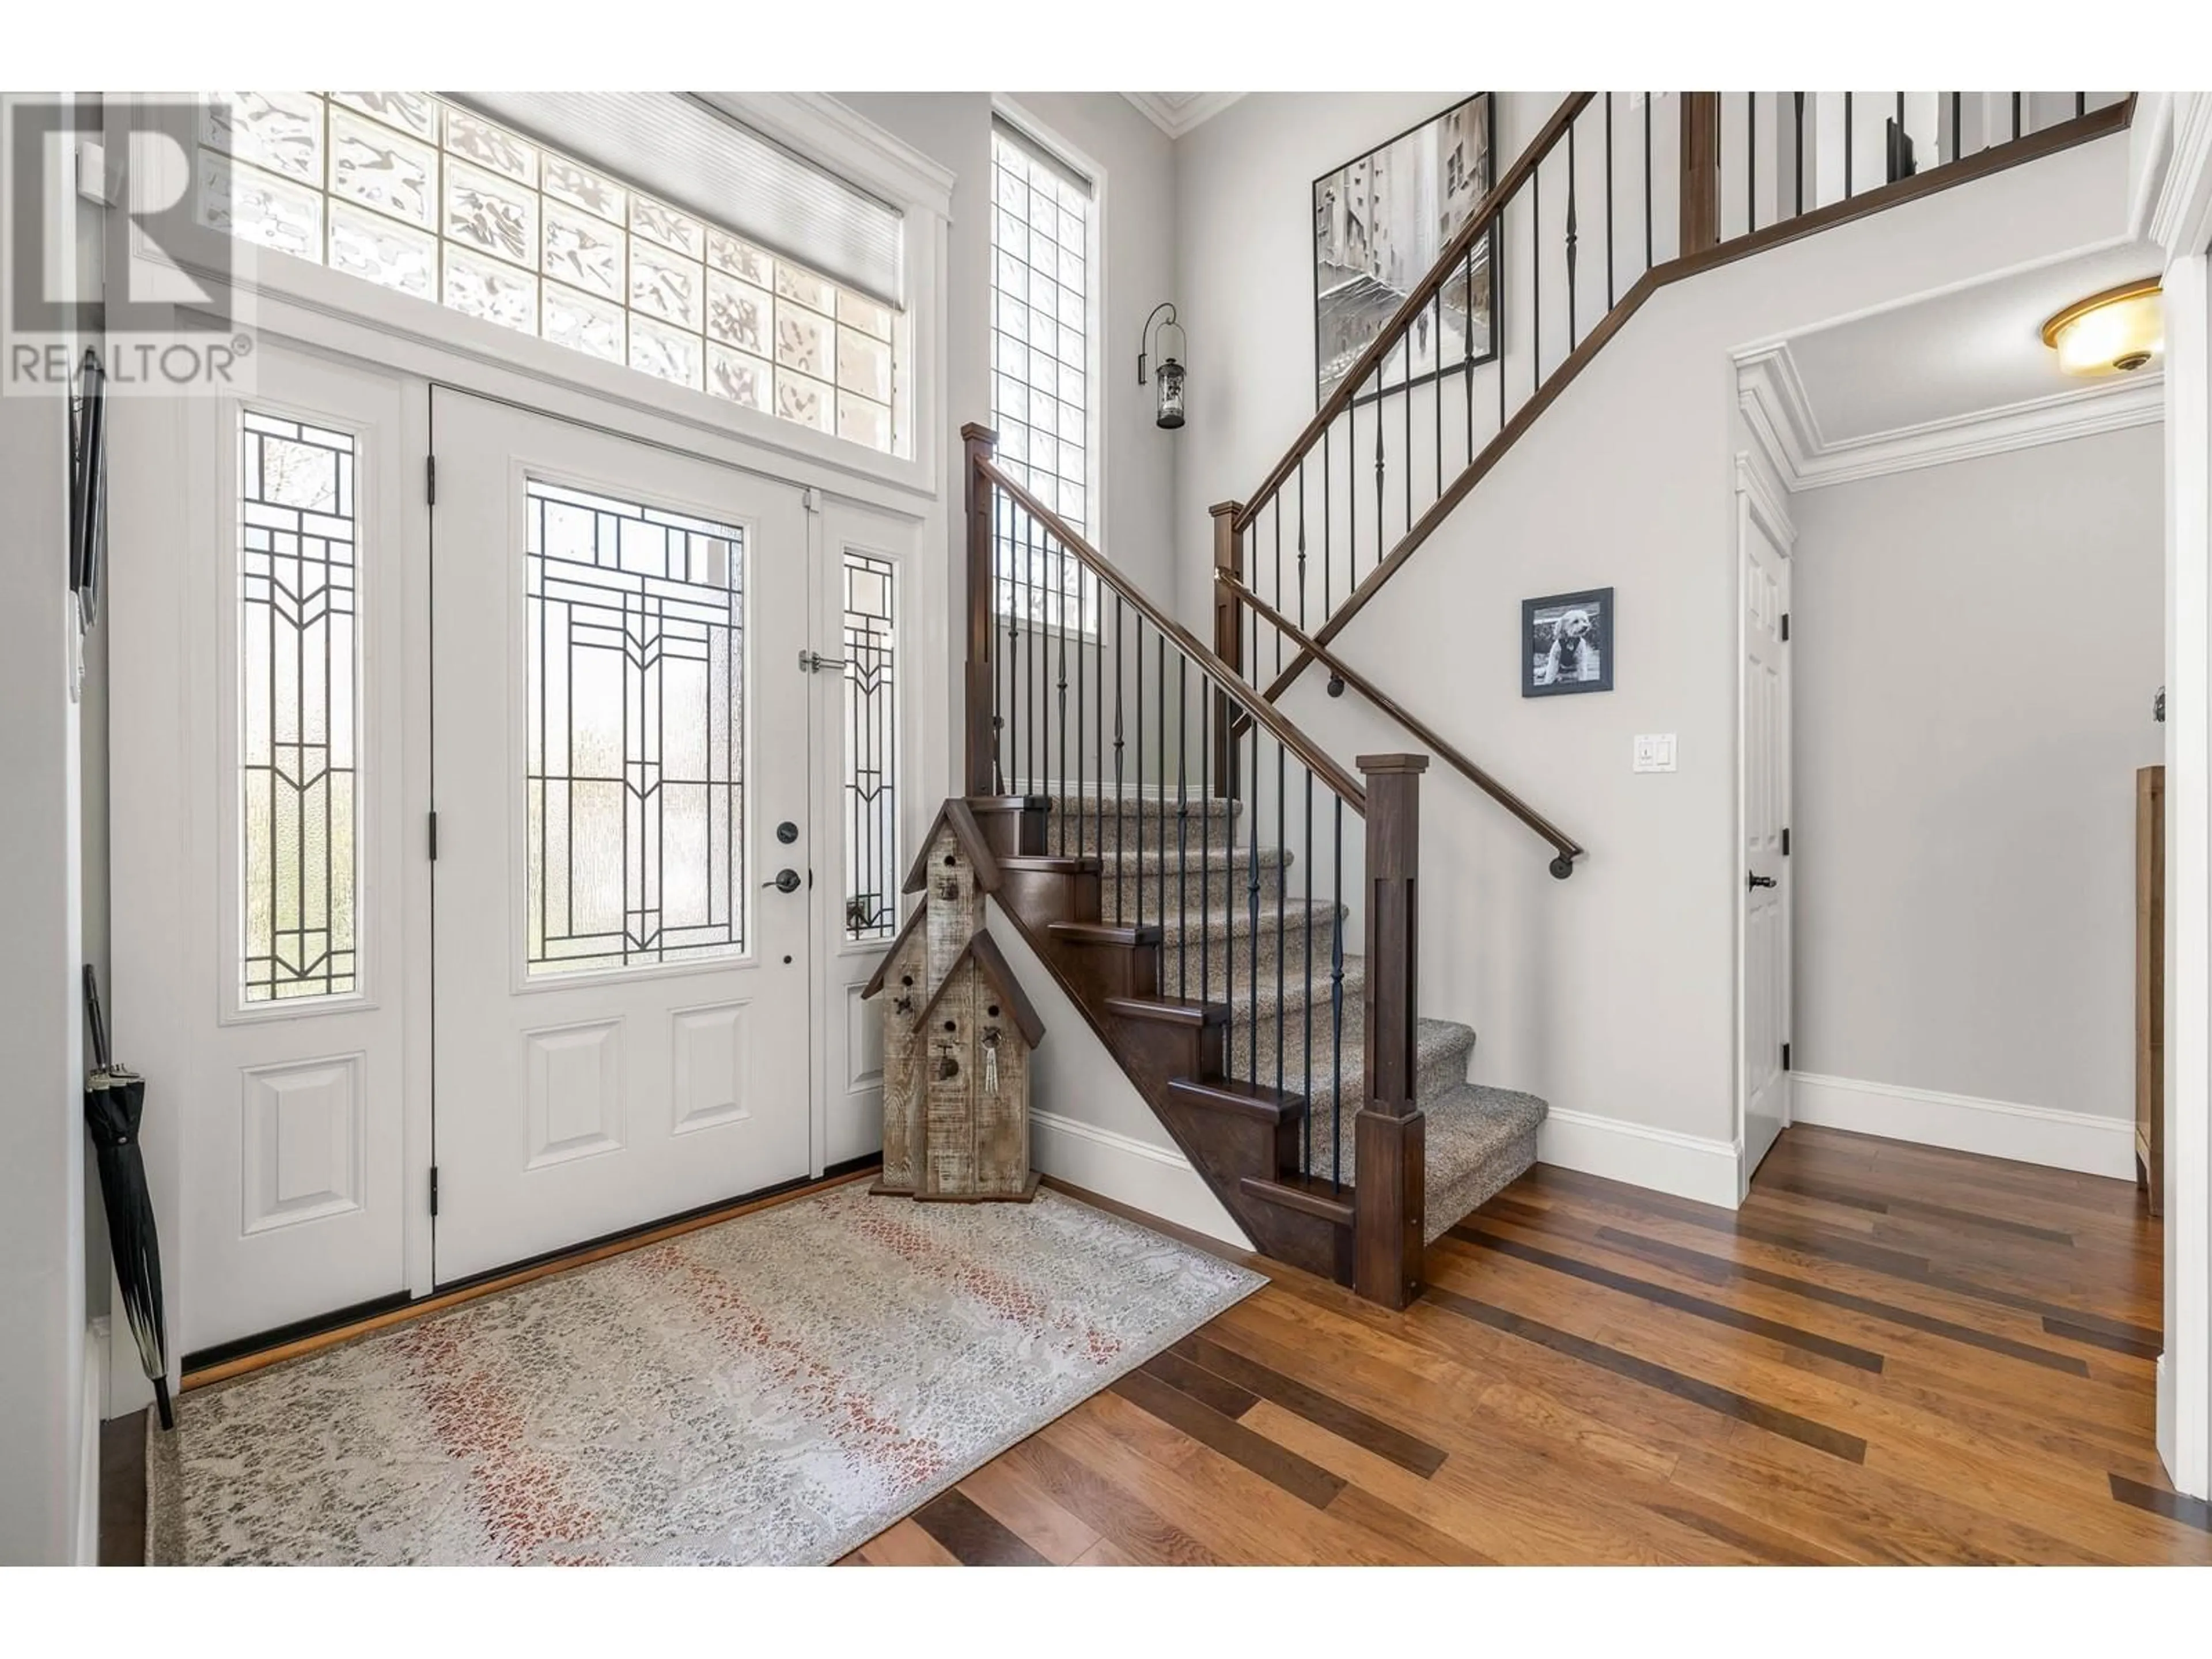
[1633,733,1677,773]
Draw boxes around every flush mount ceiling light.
[2041,279,2164,377]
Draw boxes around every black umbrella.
[83,965,173,1431]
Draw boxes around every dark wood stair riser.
[998,856,1102,926]
[1046,922,1161,1002]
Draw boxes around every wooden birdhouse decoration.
[862,799,1043,1201]
[912,932,1044,1202]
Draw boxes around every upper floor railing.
[1220,89,2132,781]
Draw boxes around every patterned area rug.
[149,1184,1260,1565]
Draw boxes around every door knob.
[764,868,802,893]
[1747,872,1779,891]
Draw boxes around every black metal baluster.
[1845,92,1854,197]
[1273,501,1283,678]
[1322,428,1333,619]
[1133,612,1144,929]
[1433,289,1442,501]
[1796,92,1806,216]
[1643,92,1653,272]
[1077,540,1086,853]
[1331,796,1344,1188]
[1274,738,1285,1105]
[2013,91,2021,141]
[1200,674,1210,1003]
[1372,368,1384,577]
[1176,658,1188,999]
[1533,158,1543,386]
[1605,93,1615,310]
[991,490,1004,792]
[1296,462,1308,638]
[1302,770,1314,1179]
[1025,512,1037,793]
[1247,645,1262,1091]
[1566,118,1579,347]
[1403,315,1412,537]
[1113,596,1124,924]
[1952,90,1962,164]
[2077,92,2086,120]
[1463,243,1476,460]
[1748,93,1756,232]
[1157,630,1168,965]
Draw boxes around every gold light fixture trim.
[2041,279,2164,377]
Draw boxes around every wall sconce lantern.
[2041,279,2164,377]
[1139,302,1187,430]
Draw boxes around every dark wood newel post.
[1210,501,1245,797]
[961,423,998,798]
[1355,752,1427,1308]
[1680,92,1721,255]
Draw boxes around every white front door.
[429,389,814,1283]
[1738,472,1794,1190]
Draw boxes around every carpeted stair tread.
[1301,1082,1547,1240]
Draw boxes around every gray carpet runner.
[1041,792,1546,1242]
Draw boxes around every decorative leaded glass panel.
[525,480,747,975]
[198,93,906,456]
[841,551,896,942]
[238,410,359,1002]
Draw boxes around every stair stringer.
[970,796,1357,1283]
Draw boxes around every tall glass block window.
[196,93,904,457]
[525,481,747,976]
[841,552,897,942]
[989,119,1096,631]
[238,410,359,1002]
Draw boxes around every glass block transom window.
[841,551,897,943]
[990,119,1096,632]
[525,480,747,977]
[197,93,904,456]
[238,410,359,1003]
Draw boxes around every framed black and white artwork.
[1524,588,1613,696]
[1313,93,1497,405]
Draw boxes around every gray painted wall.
[1791,429,2164,1117]
[1171,103,2137,1151]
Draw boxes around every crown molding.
[1120,92,1247,141]
[1734,340,2165,493]
[2150,90,2212,262]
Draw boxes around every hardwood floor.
[844,1126,2212,1565]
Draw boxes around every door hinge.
[426,454,437,506]
[1781,827,1791,856]
[1781,1041,1791,1073]
[1780,611,1790,642]
[429,1165,440,1217]
[427,810,439,861]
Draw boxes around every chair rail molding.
[1736,339,2165,493]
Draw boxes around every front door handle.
[1747,872,1779,891]
[763,868,802,893]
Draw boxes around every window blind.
[448,92,906,308]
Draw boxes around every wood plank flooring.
[844,1126,2212,1565]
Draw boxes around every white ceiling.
[1120,93,1245,140]
[1782,242,2165,441]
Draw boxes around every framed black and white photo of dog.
[1523,588,1612,696]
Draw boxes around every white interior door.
[430,389,813,1283]
[172,344,416,1352]
[1739,475,1794,1189]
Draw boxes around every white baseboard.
[1537,1107,1743,1209]
[76,1317,109,1567]
[1028,1109,1250,1248]
[1789,1073,2135,1180]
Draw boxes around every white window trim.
[116,91,955,507]
[989,96,1107,638]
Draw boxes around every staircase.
[955,92,2134,1309]
[961,430,1546,1306]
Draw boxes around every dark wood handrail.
[1254,94,2135,702]
[1226,577,1584,877]
[1233,92,1596,532]
[974,449,1369,813]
